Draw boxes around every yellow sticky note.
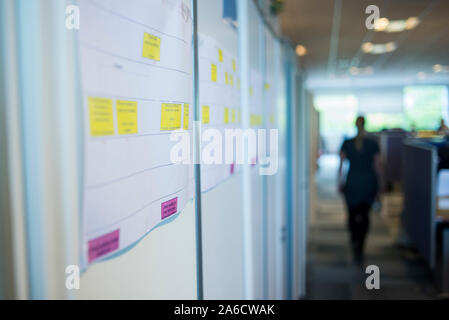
[142,32,161,61]
[265,83,270,91]
[251,114,263,127]
[225,72,229,85]
[211,64,217,82]
[231,109,236,123]
[232,59,236,72]
[218,48,223,62]
[224,107,229,124]
[230,75,234,86]
[249,87,253,96]
[183,104,189,130]
[88,97,114,136]
[202,106,210,124]
[116,100,138,135]
[269,113,275,125]
[250,114,256,126]
[160,103,182,131]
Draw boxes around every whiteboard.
[247,0,265,299]
[197,0,245,300]
[265,30,288,300]
[74,0,198,299]
[75,201,197,299]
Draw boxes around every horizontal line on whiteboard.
[90,0,189,44]
[86,162,177,190]
[84,92,190,105]
[82,43,191,75]
[199,80,240,91]
[99,63,194,86]
[87,130,193,142]
[198,56,236,66]
[85,180,193,236]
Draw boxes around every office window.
[314,94,358,153]
[365,113,405,132]
[404,85,448,130]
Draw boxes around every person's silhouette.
[338,116,383,263]
[437,118,449,135]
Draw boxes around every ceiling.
[279,0,449,88]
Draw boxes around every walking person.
[337,116,383,263]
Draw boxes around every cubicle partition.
[380,131,407,190]
[402,141,437,268]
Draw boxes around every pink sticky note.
[88,229,120,263]
[251,157,257,167]
[161,197,178,219]
[230,163,235,174]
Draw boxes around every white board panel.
[73,0,198,299]
[197,0,246,300]
[201,175,245,299]
[265,31,287,300]
[247,0,265,299]
[75,201,197,299]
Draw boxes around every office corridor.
[305,155,438,300]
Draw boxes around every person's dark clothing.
[437,144,449,172]
[341,137,380,207]
[347,203,371,261]
[340,137,380,260]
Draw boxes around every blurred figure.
[337,116,383,263]
[437,118,449,136]
[410,123,417,137]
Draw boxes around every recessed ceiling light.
[349,66,373,76]
[374,17,389,31]
[384,42,397,52]
[434,64,442,73]
[405,17,420,30]
[295,45,307,56]
[361,42,373,53]
[417,72,426,80]
[349,66,360,75]
[361,42,396,54]
[385,20,406,32]
[373,16,420,33]
[433,64,449,73]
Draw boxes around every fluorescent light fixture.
[349,66,360,75]
[417,72,426,80]
[385,20,406,32]
[405,17,420,30]
[374,16,420,33]
[296,44,307,56]
[433,64,449,73]
[374,17,389,31]
[361,41,396,54]
[384,42,397,52]
[361,42,373,53]
[349,66,373,76]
